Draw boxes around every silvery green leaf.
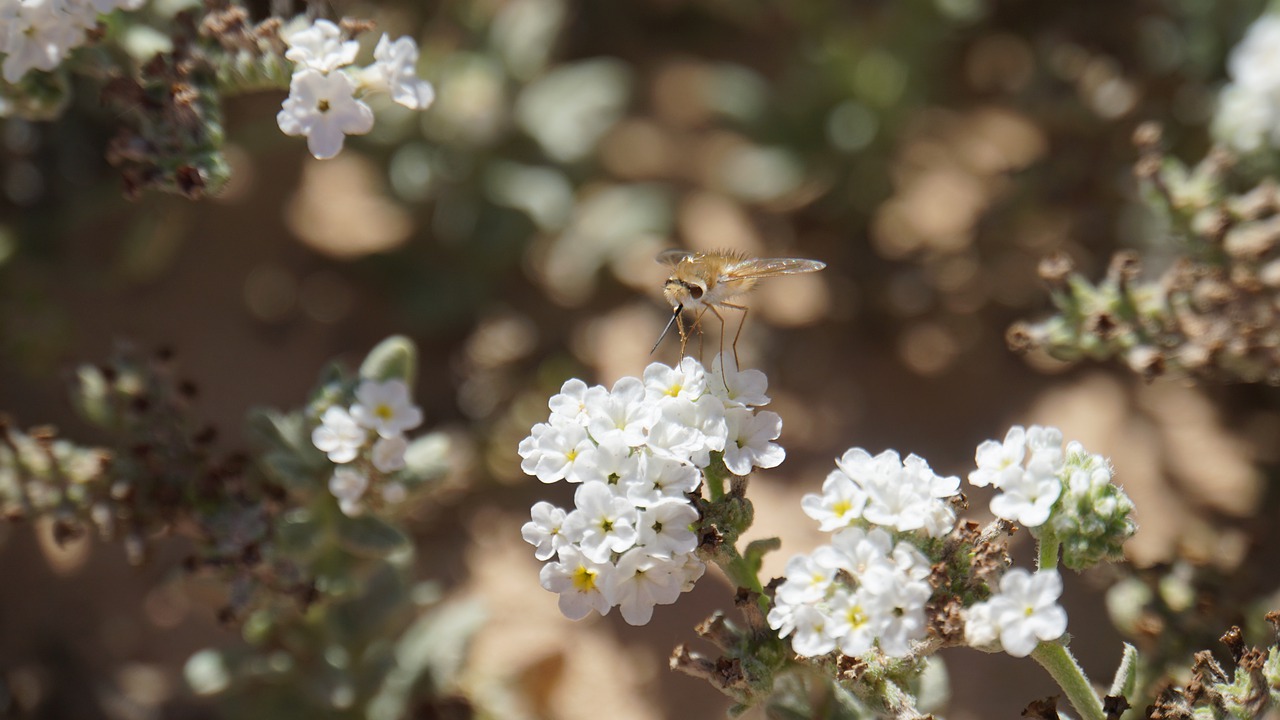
[245,409,311,454]
[261,451,322,491]
[403,432,450,483]
[360,335,418,389]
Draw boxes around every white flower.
[643,357,707,402]
[969,425,1026,488]
[989,462,1061,527]
[522,501,570,561]
[722,408,785,476]
[540,546,612,620]
[518,417,595,484]
[371,34,435,110]
[965,569,1068,657]
[801,470,869,532]
[963,600,1000,649]
[1212,14,1280,152]
[312,406,367,463]
[861,564,930,656]
[604,547,684,626]
[828,587,882,657]
[709,353,770,407]
[1229,13,1280,89]
[585,377,657,447]
[625,455,700,507]
[676,554,706,591]
[351,378,423,439]
[837,449,958,537]
[562,482,638,563]
[548,378,606,425]
[775,547,846,606]
[636,499,698,558]
[329,467,368,516]
[277,69,374,160]
[829,527,893,575]
[284,19,358,74]
[371,435,408,473]
[787,604,837,657]
[645,395,726,466]
[2,0,88,83]
[574,438,643,491]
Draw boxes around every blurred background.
[2,0,1279,717]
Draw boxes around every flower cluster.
[311,378,423,515]
[520,355,784,625]
[277,19,434,159]
[1213,13,1280,153]
[0,0,142,84]
[767,527,933,657]
[801,448,960,537]
[771,427,1123,661]
[771,452,956,658]
[970,425,1135,569]
[963,568,1068,657]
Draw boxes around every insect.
[651,249,827,361]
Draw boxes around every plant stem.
[1037,530,1060,571]
[714,539,764,595]
[1030,642,1105,720]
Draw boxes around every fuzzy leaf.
[1108,643,1139,700]
[744,537,781,574]
[360,335,418,389]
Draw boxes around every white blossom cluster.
[767,527,933,657]
[772,427,1110,660]
[277,19,434,159]
[968,425,1067,528]
[0,0,142,84]
[801,448,961,537]
[963,568,1067,657]
[519,355,784,626]
[770,452,957,658]
[311,378,423,516]
[970,425,1135,568]
[1213,13,1280,153]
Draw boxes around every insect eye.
[689,285,704,299]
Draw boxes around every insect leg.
[721,301,748,369]
[705,304,728,369]
[676,309,689,358]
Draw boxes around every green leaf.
[335,514,411,559]
[1108,643,1139,700]
[261,450,323,491]
[402,432,451,483]
[366,599,488,720]
[360,336,418,389]
[245,408,310,454]
[744,537,781,574]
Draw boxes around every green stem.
[714,540,764,595]
[1037,530,1060,572]
[1030,642,1105,720]
[705,453,728,502]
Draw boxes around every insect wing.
[721,257,826,281]
[656,249,695,267]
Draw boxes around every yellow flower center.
[572,565,598,592]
